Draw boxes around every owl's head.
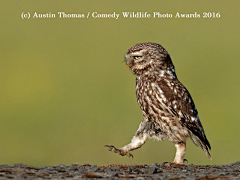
[125,42,175,77]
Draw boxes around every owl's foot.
[104,145,133,158]
[173,159,187,164]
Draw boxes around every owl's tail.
[191,134,212,160]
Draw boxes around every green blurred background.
[0,0,239,166]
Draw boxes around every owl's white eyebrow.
[130,49,147,56]
[125,52,141,59]
[131,52,143,56]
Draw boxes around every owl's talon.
[104,145,116,152]
[127,152,133,159]
[104,145,133,158]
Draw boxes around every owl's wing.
[156,78,211,159]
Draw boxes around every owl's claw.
[104,145,133,159]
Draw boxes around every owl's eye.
[134,56,142,60]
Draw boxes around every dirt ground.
[0,162,239,179]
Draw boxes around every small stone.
[111,166,122,171]
[104,168,118,176]
[127,167,133,172]
[219,172,225,176]
[161,162,172,167]
[151,163,161,167]
[126,174,137,178]
[82,172,110,178]
[118,174,126,178]
[135,177,145,180]
[141,167,157,174]
[87,166,99,172]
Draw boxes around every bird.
[105,42,211,164]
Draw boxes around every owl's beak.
[126,63,132,68]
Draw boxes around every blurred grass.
[0,0,239,166]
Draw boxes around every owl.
[105,42,211,164]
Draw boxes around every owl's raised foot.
[104,145,133,158]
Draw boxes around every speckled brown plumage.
[105,42,211,164]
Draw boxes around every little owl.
[105,42,211,164]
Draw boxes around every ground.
[0,162,239,179]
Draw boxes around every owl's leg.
[120,129,148,152]
[173,142,186,164]
[105,119,149,158]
